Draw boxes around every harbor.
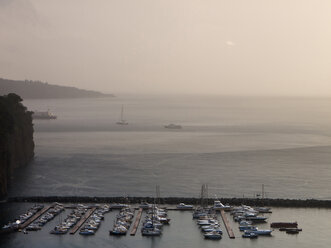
[1,200,330,248]
[1,200,296,239]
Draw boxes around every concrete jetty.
[70,207,96,235]
[130,208,143,236]
[19,204,55,229]
[220,210,235,239]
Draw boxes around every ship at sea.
[164,123,182,129]
[32,110,57,120]
[116,105,128,125]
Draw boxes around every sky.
[0,0,331,95]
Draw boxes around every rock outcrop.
[0,93,34,198]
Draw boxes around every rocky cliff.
[0,93,34,198]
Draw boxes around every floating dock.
[19,204,55,229]
[220,210,235,239]
[70,207,97,234]
[130,208,143,236]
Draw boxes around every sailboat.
[116,105,128,125]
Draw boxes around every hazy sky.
[1,0,331,95]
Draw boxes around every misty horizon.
[1,0,331,96]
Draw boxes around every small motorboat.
[285,228,302,234]
[213,200,232,211]
[245,228,272,236]
[239,225,258,232]
[139,202,152,210]
[204,231,222,240]
[79,229,95,235]
[141,228,161,236]
[242,232,258,239]
[176,203,194,210]
[109,225,127,235]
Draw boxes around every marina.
[19,204,55,229]
[70,207,97,234]
[1,201,330,248]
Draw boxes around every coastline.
[6,196,331,208]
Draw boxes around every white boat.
[116,105,128,125]
[32,110,57,120]
[201,226,223,234]
[239,225,257,231]
[176,203,194,210]
[213,200,232,211]
[245,228,272,236]
[79,229,95,235]
[139,202,152,210]
[164,123,182,129]
[242,232,258,238]
[109,225,127,235]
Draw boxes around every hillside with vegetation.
[0,93,34,198]
[0,78,114,99]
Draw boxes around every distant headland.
[0,78,114,99]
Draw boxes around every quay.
[19,203,55,229]
[220,210,235,239]
[8,196,331,209]
[130,208,143,236]
[70,207,97,235]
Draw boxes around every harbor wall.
[7,196,331,208]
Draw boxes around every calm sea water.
[3,95,331,247]
[7,95,331,199]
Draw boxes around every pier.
[19,204,55,229]
[220,210,235,239]
[70,207,97,234]
[130,208,143,236]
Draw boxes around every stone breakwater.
[7,196,331,208]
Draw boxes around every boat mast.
[120,105,124,121]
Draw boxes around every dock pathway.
[70,207,97,234]
[19,204,55,229]
[130,208,143,236]
[220,210,235,239]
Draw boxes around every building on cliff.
[0,93,34,198]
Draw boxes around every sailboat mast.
[121,105,124,121]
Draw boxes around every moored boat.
[270,222,298,228]
[242,232,258,239]
[204,231,222,240]
[176,203,194,210]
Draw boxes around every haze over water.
[9,95,331,199]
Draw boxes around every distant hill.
[0,78,114,99]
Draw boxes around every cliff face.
[0,93,34,198]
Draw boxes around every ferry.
[164,123,182,129]
[32,110,57,120]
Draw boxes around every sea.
[2,95,331,247]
